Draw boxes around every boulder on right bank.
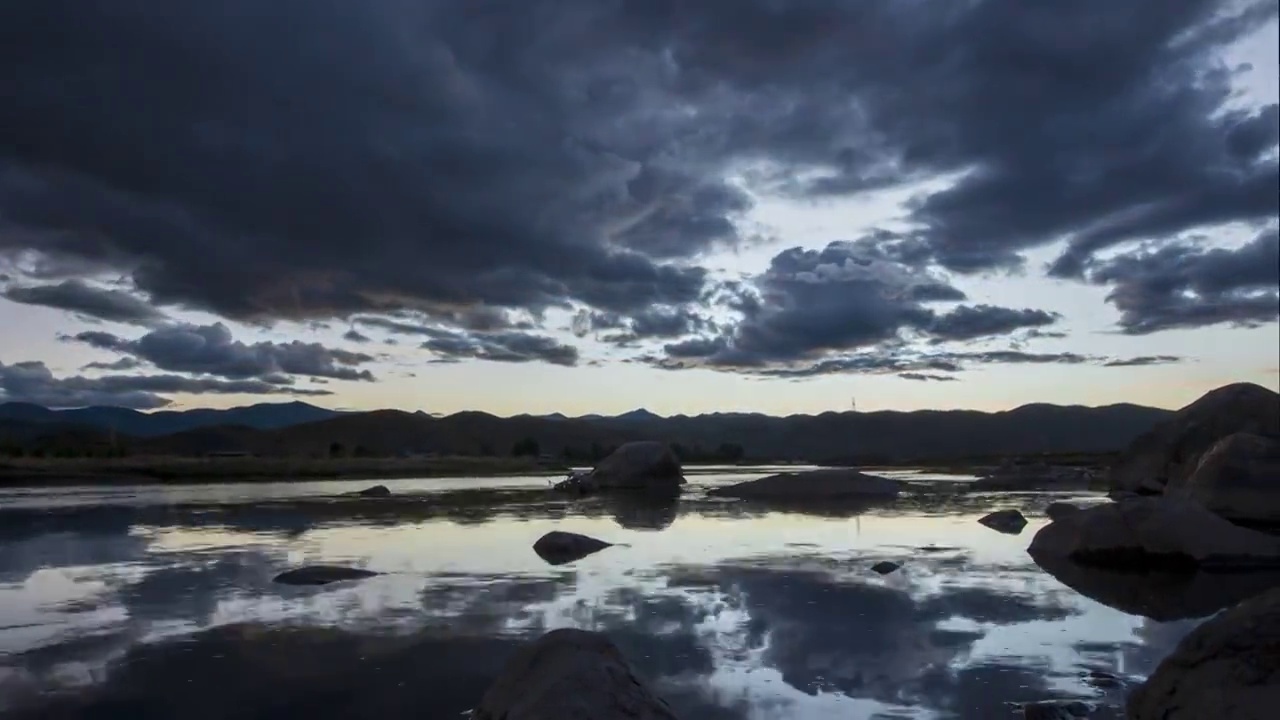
[1026,496,1280,570]
[590,442,686,492]
[707,468,902,500]
[470,628,680,720]
[1164,432,1280,526]
[1126,587,1280,720]
[1108,382,1280,497]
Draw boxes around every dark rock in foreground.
[1027,497,1280,570]
[1127,587,1280,720]
[470,628,680,720]
[977,508,1028,534]
[1164,432,1280,526]
[708,468,902,500]
[1045,501,1082,521]
[1108,382,1279,497]
[532,531,612,566]
[273,565,380,586]
[870,561,901,575]
[589,442,686,492]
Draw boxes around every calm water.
[0,468,1257,719]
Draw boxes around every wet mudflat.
[0,469,1253,719]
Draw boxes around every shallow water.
[0,470,1238,719]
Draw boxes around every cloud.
[82,357,143,372]
[342,329,371,344]
[419,330,579,366]
[2,279,167,326]
[646,240,1062,371]
[1102,355,1184,367]
[1085,227,1280,334]
[67,323,376,383]
[898,372,960,382]
[643,345,1174,378]
[925,305,1061,343]
[0,0,1271,348]
[0,361,330,410]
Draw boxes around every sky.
[0,0,1277,417]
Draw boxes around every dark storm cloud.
[0,361,330,409]
[1103,355,1184,367]
[66,323,376,382]
[2,279,167,326]
[0,0,732,326]
[1,0,1271,342]
[1085,227,1280,334]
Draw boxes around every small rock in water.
[532,531,613,566]
[1082,670,1120,688]
[978,508,1029,534]
[272,565,380,586]
[354,484,391,498]
[870,561,901,575]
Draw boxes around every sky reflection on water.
[0,473,1235,719]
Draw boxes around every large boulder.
[1164,432,1280,526]
[532,531,612,566]
[470,628,680,720]
[1026,497,1280,570]
[1109,383,1280,497]
[589,442,685,492]
[1127,587,1280,720]
[706,468,902,500]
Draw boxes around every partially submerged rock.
[589,442,685,492]
[870,561,901,575]
[532,531,612,566]
[1027,497,1280,570]
[1045,501,1082,521]
[1108,382,1280,497]
[977,508,1028,534]
[1164,432,1280,526]
[350,484,391,498]
[272,565,380,586]
[1127,587,1280,720]
[470,628,680,720]
[707,468,902,500]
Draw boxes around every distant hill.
[0,401,346,437]
[0,399,1174,463]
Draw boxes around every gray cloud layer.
[0,361,331,410]
[0,0,1275,385]
[68,323,376,383]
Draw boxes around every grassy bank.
[0,455,568,486]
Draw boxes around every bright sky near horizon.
[1,1,1277,416]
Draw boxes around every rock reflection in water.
[1030,552,1280,621]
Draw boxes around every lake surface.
[0,468,1240,719]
